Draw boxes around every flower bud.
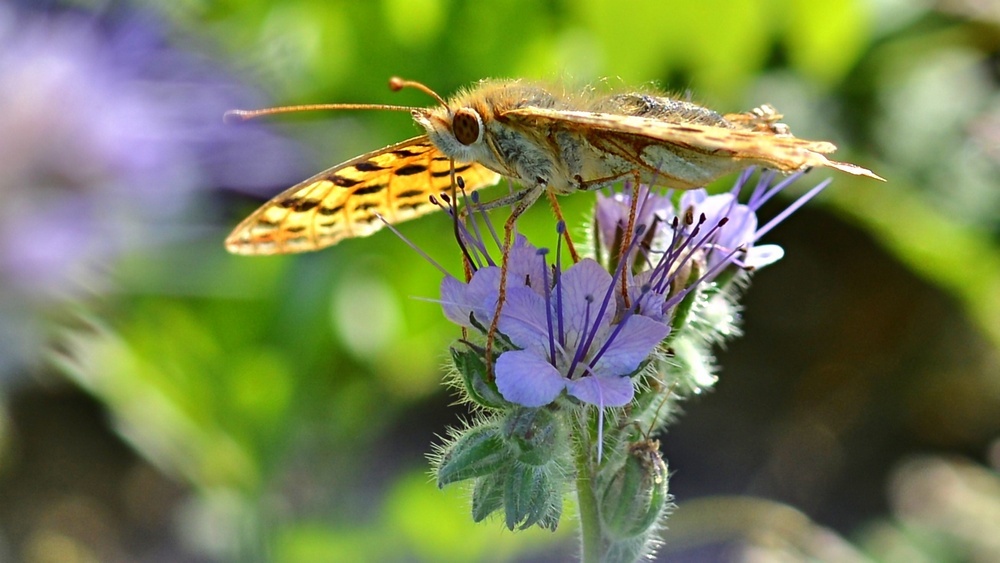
[471,472,505,523]
[668,334,719,394]
[600,440,670,539]
[437,425,508,488]
[502,407,562,466]
[503,462,561,531]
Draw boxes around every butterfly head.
[412,79,566,187]
[412,105,489,162]
[385,76,492,166]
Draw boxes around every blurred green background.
[2,0,1000,561]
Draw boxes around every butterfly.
[225,77,883,255]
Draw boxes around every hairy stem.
[573,414,603,563]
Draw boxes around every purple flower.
[440,234,670,409]
[440,235,546,327]
[594,183,674,264]
[594,168,833,283]
[494,258,669,408]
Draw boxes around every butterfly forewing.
[225,136,501,255]
[502,107,884,186]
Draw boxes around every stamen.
[661,243,746,311]
[574,224,648,368]
[555,223,566,347]
[566,294,595,379]
[650,214,710,292]
[755,178,831,241]
[646,217,711,294]
[373,213,449,276]
[748,169,780,208]
[471,191,504,253]
[450,173,471,268]
[459,188,495,268]
[538,248,557,366]
[432,193,483,270]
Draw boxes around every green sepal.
[503,463,561,531]
[437,425,509,488]
[710,267,738,290]
[450,344,508,409]
[466,314,515,352]
[471,471,506,522]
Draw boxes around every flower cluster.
[390,168,832,559]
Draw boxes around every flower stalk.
[573,413,602,563]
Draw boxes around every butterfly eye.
[452,108,482,146]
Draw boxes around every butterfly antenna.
[389,76,449,110]
[224,102,418,123]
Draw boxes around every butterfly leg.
[613,174,643,307]
[545,190,581,263]
[481,183,547,376]
[575,172,641,306]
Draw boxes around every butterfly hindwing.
[226,136,502,255]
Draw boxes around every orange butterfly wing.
[226,136,502,255]
[502,107,883,188]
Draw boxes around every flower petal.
[496,286,551,356]
[629,271,671,322]
[709,205,757,269]
[566,374,634,407]
[505,243,548,297]
[495,350,567,407]
[439,267,502,327]
[679,189,709,210]
[594,192,624,250]
[590,314,669,377]
[744,244,784,270]
[440,275,472,325]
[557,259,615,349]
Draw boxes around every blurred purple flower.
[0,6,302,375]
